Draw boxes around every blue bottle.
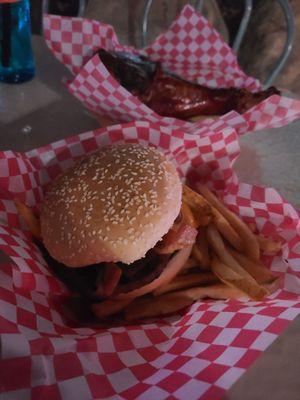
[0,0,35,83]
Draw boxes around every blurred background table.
[0,35,300,400]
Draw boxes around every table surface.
[1,36,300,399]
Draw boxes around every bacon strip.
[96,263,122,297]
[156,222,197,254]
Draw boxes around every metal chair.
[141,0,295,88]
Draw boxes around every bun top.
[40,143,182,267]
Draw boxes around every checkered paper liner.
[43,5,300,133]
[1,120,300,400]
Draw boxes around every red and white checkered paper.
[1,120,300,400]
[44,5,300,133]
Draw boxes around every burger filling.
[95,214,197,297]
[41,207,198,301]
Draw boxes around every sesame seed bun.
[40,143,182,267]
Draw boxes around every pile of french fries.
[15,184,281,323]
[92,185,281,321]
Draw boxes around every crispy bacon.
[96,263,122,297]
[155,222,198,254]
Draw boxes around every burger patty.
[38,241,172,300]
[116,251,171,293]
[39,241,102,300]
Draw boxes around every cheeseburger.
[40,144,198,307]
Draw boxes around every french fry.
[183,185,212,226]
[264,277,281,294]
[212,208,244,251]
[124,293,193,321]
[192,244,205,265]
[211,255,267,300]
[196,215,212,226]
[14,199,41,239]
[180,257,199,273]
[124,283,243,321]
[197,184,260,260]
[183,185,211,209]
[247,221,281,254]
[228,248,279,290]
[153,271,218,296]
[92,298,133,318]
[192,227,211,269]
[181,283,244,301]
[207,225,268,300]
[257,234,282,254]
[115,245,193,300]
[248,222,257,233]
[181,201,198,228]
